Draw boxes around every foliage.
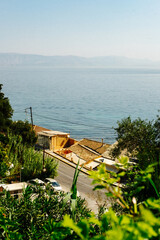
[0,142,10,178]
[62,162,160,240]
[0,208,23,239]
[62,161,83,223]
[111,116,160,194]
[71,161,80,200]
[63,203,160,240]
[0,185,91,239]
[0,158,160,239]
[112,117,157,165]
[70,160,81,220]
[6,133,24,165]
[0,84,13,133]
[22,147,59,181]
[9,120,37,147]
[9,145,58,181]
[0,134,58,181]
[0,133,9,145]
[90,159,159,207]
[120,162,160,202]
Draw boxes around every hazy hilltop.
[0,53,160,68]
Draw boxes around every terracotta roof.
[68,143,99,162]
[78,138,110,155]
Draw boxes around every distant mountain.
[0,53,160,68]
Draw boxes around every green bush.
[22,147,58,181]
[111,115,160,195]
[0,84,13,133]
[0,186,91,239]
[2,133,58,181]
[9,120,37,147]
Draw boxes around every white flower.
[6,171,10,176]
[9,163,14,169]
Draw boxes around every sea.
[1,66,160,144]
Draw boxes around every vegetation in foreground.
[0,158,159,239]
[0,185,91,239]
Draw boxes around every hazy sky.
[0,0,160,60]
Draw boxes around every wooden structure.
[37,130,71,151]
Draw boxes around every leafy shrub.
[12,146,58,181]
[9,120,37,147]
[0,84,13,133]
[0,185,91,239]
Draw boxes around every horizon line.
[0,52,159,62]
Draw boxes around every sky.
[0,0,160,61]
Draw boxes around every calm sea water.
[1,67,160,144]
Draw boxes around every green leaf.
[70,199,77,213]
[62,215,84,239]
[145,198,160,209]
[101,214,110,232]
[118,156,129,165]
[93,185,105,191]
[137,222,158,238]
[88,215,100,226]
[78,220,89,239]
[105,192,114,197]
[120,215,131,225]
[140,205,160,226]
[117,171,126,177]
